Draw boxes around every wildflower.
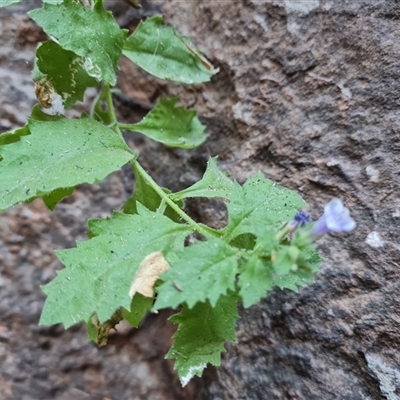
[311,198,356,237]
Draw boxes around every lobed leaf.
[34,41,98,108]
[155,237,239,310]
[40,205,192,328]
[123,16,217,84]
[29,0,127,85]
[167,293,238,386]
[222,173,306,242]
[0,107,133,211]
[122,97,207,149]
[172,157,233,200]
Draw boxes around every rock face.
[1,1,399,399]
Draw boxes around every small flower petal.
[311,198,356,236]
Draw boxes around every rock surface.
[1,0,399,399]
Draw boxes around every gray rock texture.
[1,0,399,399]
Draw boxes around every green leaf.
[86,316,99,342]
[34,41,98,109]
[39,205,192,328]
[123,16,217,84]
[273,269,313,292]
[42,187,75,210]
[122,97,207,149]
[122,160,183,222]
[229,233,256,250]
[273,245,296,276]
[0,111,133,211]
[122,293,153,328]
[172,157,233,200]
[0,0,21,8]
[238,230,277,307]
[273,247,322,292]
[0,126,30,146]
[222,173,306,242]
[303,247,323,270]
[30,104,60,122]
[155,237,239,309]
[29,0,127,85]
[238,254,273,308]
[167,293,238,386]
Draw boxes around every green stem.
[118,123,137,131]
[104,85,219,239]
[132,159,213,237]
[197,223,222,238]
[104,84,117,124]
[275,224,290,242]
[103,84,126,140]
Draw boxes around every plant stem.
[118,123,137,131]
[105,86,218,239]
[104,84,117,124]
[103,84,125,139]
[132,159,213,237]
[198,223,222,237]
[275,224,290,242]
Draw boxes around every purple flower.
[311,198,356,237]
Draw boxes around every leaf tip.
[179,363,207,387]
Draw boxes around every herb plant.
[0,0,355,386]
